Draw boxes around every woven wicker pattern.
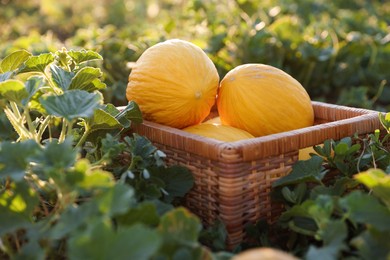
[128,101,381,248]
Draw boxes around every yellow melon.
[183,123,254,142]
[217,63,314,137]
[232,247,299,260]
[126,39,219,129]
[203,116,222,125]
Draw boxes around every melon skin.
[217,63,314,137]
[183,123,254,142]
[126,39,219,129]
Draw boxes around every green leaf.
[0,140,41,181]
[50,64,74,91]
[40,90,102,121]
[124,134,159,168]
[32,138,77,171]
[94,183,134,216]
[272,156,326,187]
[0,79,29,104]
[69,67,105,91]
[89,108,122,132]
[199,219,228,251]
[310,177,359,199]
[49,183,133,240]
[323,140,332,157]
[318,220,348,246]
[100,133,126,159]
[0,71,13,82]
[12,239,45,260]
[339,191,390,231]
[117,101,143,124]
[22,76,45,106]
[278,200,318,235]
[152,199,174,216]
[67,49,103,64]
[48,203,97,240]
[158,208,201,242]
[157,207,202,258]
[29,89,46,114]
[306,243,343,260]
[379,112,390,133]
[308,195,334,226]
[0,181,39,236]
[151,165,194,202]
[104,103,131,128]
[281,186,296,203]
[355,169,390,207]
[71,159,115,190]
[116,201,160,227]
[0,50,31,73]
[334,142,348,155]
[351,228,390,260]
[68,220,161,260]
[18,53,55,74]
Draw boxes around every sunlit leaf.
[69,67,104,91]
[0,79,29,104]
[0,181,39,235]
[89,108,122,132]
[68,49,103,64]
[354,169,390,207]
[71,159,115,190]
[18,53,55,74]
[0,50,31,73]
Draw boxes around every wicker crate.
[130,101,381,248]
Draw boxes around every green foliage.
[267,127,390,259]
[1,1,390,257]
[0,0,388,109]
[0,49,216,259]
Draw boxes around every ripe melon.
[183,123,254,142]
[126,39,219,129]
[217,64,314,137]
[203,116,222,125]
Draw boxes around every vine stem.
[58,118,68,143]
[43,71,62,95]
[9,101,22,120]
[4,106,33,140]
[37,116,52,142]
[75,123,91,148]
[23,106,38,141]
